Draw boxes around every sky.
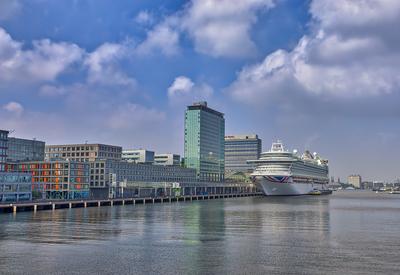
[1,0,400,182]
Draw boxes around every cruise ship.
[248,141,329,196]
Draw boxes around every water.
[0,191,399,274]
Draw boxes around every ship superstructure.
[248,141,329,195]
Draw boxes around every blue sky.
[1,0,400,182]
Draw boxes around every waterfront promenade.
[0,184,262,214]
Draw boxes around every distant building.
[362,181,373,190]
[0,130,8,172]
[154,154,180,166]
[45,143,122,162]
[7,160,90,200]
[348,175,362,189]
[373,181,384,189]
[7,137,45,162]
[122,149,154,164]
[224,134,261,174]
[89,160,197,199]
[184,102,225,182]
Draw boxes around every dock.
[0,190,262,214]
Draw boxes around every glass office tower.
[225,135,262,174]
[184,102,225,182]
[7,137,45,162]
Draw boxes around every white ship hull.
[257,177,324,196]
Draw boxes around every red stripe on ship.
[264,176,289,183]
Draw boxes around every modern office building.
[6,160,90,200]
[348,175,362,189]
[184,102,225,182]
[0,172,32,202]
[45,143,122,162]
[0,130,8,172]
[122,149,154,164]
[89,160,197,198]
[7,137,45,162]
[154,154,180,166]
[224,134,262,174]
[0,130,33,202]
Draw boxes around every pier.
[0,186,262,214]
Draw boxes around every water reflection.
[0,193,399,274]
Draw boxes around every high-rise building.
[122,149,154,164]
[154,154,180,166]
[348,175,362,189]
[224,134,262,174]
[7,137,45,162]
[45,143,122,162]
[184,102,225,182]
[0,130,8,172]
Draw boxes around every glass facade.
[0,172,32,202]
[7,137,45,162]
[6,161,90,200]
[89,160,197,188]
[184,102,225,182]
[0,130,8,172]
[225,135,262,174]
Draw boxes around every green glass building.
[184,102,225,182]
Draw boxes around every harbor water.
[0,191,399,274]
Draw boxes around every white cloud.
[168,76,213,105]
[135,17,180,56]
[182,0,275,58]
[136,0,275,58]
[135,11,154,25]
[0,0,21,20]
[0,27,84,82]
[84,42,136,87]
[3,101,24,116]
[229,0,400,102]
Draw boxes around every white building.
[348,175,362,189]
[154,154,180,166]
[122,149,154,164]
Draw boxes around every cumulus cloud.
[229,0,400,103]
[136,0,275,58]
[84,42,136,87]
[0,27,84,82]
[3,101,24,116]
[182,0,275,58]
[167,76,213,105]
[135,17,180,56]
[135,10,154,25]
